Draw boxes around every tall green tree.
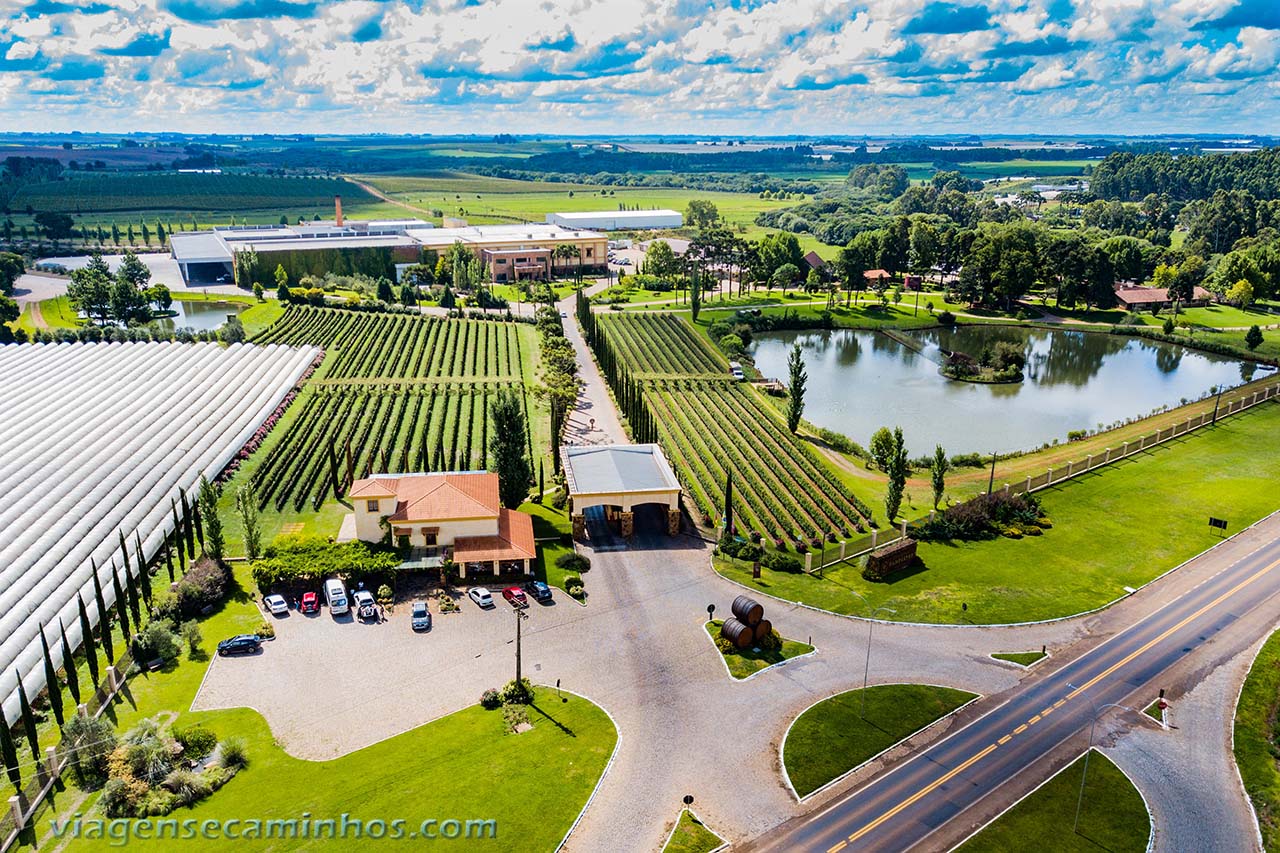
[884,428,909,522]
[111,562,131,644]
[786,343,807,433]
[723,471,734,536]
[236,483,262,561]
[489,391,532,509]
[91,561,114,663]
[39,625,64,726]
[1246,324,1264,351]
[59,619,80,706]
[0,705,20,791]
[17,680,39,762]
[78,593,99,686]
[930,444,950,510]
[197,476,224,562]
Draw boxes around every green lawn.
[523,500,582,597]
[956,752,1149,853]
[783,684,976,797]
[1044,300,1280,330]
[1234,629,1280,851]
[992,651,1047,667]
[718,403,1280,624]
[37,564,617,853]
[663,810,724,853]
[704,621,814,679]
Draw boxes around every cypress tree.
[111,562,131,644]
[78,594,99,687]
[193,500,205,553]
[17,680,39,762]
[123,557,142,629]
[164,535,174,583]
[0,705,20,791]
[39,625,64,726]
[180,489,195,558]
[328,442,342,499]
[724,471,734,536]
[92,562,114,663]
[59,619,80,706]
[135,533,152,609]
[118,531,130,584]
[538,459,544,501]
[171,499,186,573]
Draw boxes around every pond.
[152,300,245,333]
[748,325,1261,456]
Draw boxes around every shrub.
[174,556,232,619]
[99,777,144,818]
[502,703,530,733]
[736,543,764,562]
[1066,429,1087,442]
[174,725,217,760]
[219,737,248,770]
[180,620,203,656]
[162,769,212,806]
[500,677,535,705]
[62,714,117,790]
[715,636,735,654]
[438,593,459,613]
[555,552,591,573]
[948,452,985,468]
[480,688,502,710]
[914,492,1043,542]
[250,536,400,590]
[376,584,393,603]
[758,629,783,652]
[760,551,802,573]
[565,575,585,598]
[937,310,956,325]
[256,621,275,639]
[131,619,181,663]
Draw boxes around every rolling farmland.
[595,314,872,540]
[246,306,540,513]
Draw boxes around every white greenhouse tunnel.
[0,341,319,722]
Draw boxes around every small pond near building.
[152,299,245,333]
[749,325,1261,456]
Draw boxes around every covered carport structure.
[561,444,683,541]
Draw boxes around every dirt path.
[26,300,47,329]
[341,176,437,218]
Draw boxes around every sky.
[0,0,1277,135]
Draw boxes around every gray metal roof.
[562,444,681,495]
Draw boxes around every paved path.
[558,283,626,446]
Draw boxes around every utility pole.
[1212,386,1224,424]
[987,452,998,495]
[514,608,529,683]
[1066,684,1132,834]
[852,591,896,719]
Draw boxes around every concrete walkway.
[558,282,626,446]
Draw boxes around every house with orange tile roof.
[348,472,536,577]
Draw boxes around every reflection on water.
[750,326,1251,455]
[150,300,245,333]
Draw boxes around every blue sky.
[0,0,1277,134]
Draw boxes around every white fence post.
[1066,460,1073,476]
[1025,476,1032,492]
[870,529,878,548]
[840,541,847,560]
[900,519,908,536]
[805,552,813,572]
[1104,447,1111,463]
[1085,454,1092,470]
[1002,483,1009,495]
[107,665,120,692]
[45,746,58,777]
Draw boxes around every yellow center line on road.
[1040,707,1054,718]
[844,744,1000,844]
[997,735,1012,745]
[835,553,1280,850]
[1066,556,1280,702]
[827,841,847,853]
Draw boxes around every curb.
[552,685,623,853]
[1229,633,1273,853]
[778,684,983,803]
[700,621,818,683]
[657,808,728,853]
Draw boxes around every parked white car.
[468,587,495,608]
[264,594,289,616]
[352,590,378,621]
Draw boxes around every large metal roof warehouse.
[545,209,683,230]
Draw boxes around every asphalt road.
[748,531,1280,853]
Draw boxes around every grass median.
[662,810,724,853]
[783,684,976,798]
[704,620,813,679]
[956,751,1149,852]
[1234,628,1280,852]
[718,403,1280,624]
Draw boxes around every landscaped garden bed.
[704,620,814,680]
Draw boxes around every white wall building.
[546,209,683,231]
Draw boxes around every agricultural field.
[242,305,542,518]
[593,313,873,540]
[11,172,374,214]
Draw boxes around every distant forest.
[1093,149,1280,201]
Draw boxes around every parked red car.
[502,586,528,608]
[299,592,319,614]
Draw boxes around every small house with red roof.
[348,472,536,576]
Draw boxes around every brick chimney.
[334,195,344,227]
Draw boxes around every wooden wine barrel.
[720,617,754,649]
[731,595,763,626]
[753,619,772,643]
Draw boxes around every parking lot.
[193,583,567,760]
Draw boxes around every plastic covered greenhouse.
[0,341,319,721]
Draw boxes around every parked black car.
[217,634,262,656]
[523,580,553,602]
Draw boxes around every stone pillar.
[1066,460,1073,476]
[929,510,936,522]
[619,512,634,538]
[9,795,23,830]
[77,703,87,718]
[491,560,499,576]
[1002,483,1009,496]
[667,509,681,536]
[45,746,58,777]
[1046,468,1053,485]
[459,562,467,580]
[870,529,878,548]
[840,541,847,560]
[1024,476,1032,493]
[804,552,813,572]
[1121,441,1129,457]
[523,559,531,576]
[571,514,585,542]
[1085,455,1092,470]
[107,665,121,693]
[900,519,908,536]
[1104,447,1111,463]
